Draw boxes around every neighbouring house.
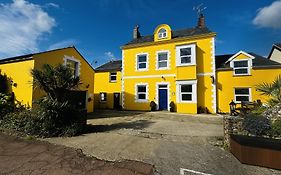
[268,43,281,63]
[121,14,217,114]
[94,60,122,109]
[216,51,281,113]
[0,46,95,113]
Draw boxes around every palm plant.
[31,64,81,102]
[256,75,281,106]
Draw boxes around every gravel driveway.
[45,110,280,175]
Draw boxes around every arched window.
[158,28,167,39]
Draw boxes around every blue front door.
[159,89,168,110]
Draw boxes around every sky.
[0,0,281,67]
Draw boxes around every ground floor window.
[176,80,197,103]
[100,92,107,102]
[136,84,148,102]
[234,88,251,103]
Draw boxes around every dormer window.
[232,60,251,76]
[158,28,167,39]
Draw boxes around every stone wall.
[223,115,244,148]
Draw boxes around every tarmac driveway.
[45,110,280,175]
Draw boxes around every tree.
[31,64,81,102]
[256,75,281,106]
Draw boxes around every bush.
[271,118,281,137]
[0,97,86,137]
[0,93,14,118]
[242,114,271,136]
[169,101,175,112]
[150,101,157,111]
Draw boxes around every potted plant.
[150,101,157,111]
[170,101,175,112]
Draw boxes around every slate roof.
[216,52,281,70]
[0,46,74,64]
[95,60,122,72]
[123,27,213,46]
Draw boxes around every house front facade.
[121,15,217,114]
[0,47,95,113]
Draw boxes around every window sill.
[136,69,148,72]
[135,99,149,103]
[233,74,251,77]
[176,64,196,67]
[109,81,117,83]
[178,101,197,104]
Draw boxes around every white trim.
[158,28,167,39]
[234,87,252,103]
[226,50,254,63]
[63,55,81,77]
[123,74,175,79]
[155,82,170,110]
[135,53,149,71]
[197,72,214,76]
[109,72,117,82]
[230,59,252,76]
[176,80,197,103]
[135,83,149,103]
[176,44,196,66]
[156,50,170,70]
[121,50,125,108]
[211,37,217,112]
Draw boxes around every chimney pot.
[197,14,205,28]
[133,24,141,39]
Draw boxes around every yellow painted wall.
[0,60,34,107]
[122,26,216,114]
[94,71,122,109]
[217,68,281,113]
[33,47,95,112]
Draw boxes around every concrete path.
[0,133,155,175]
[45,110,281,175]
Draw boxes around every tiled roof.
[274,43,281,49]
[216,52,281,69]
[95,60,122,72]
[123,27,213,46]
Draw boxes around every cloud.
[48,39,78,50]
[0,0,55,58]
[104,51,116,60]
[45,3,59,9]
[253,0,281,29]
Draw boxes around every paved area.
[45,110,281,175]
[0,133,155,175]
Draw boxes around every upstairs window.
[66,59,79,77]
[234,88,251,103]
[176,44,196,66]
[157,51,168,69]
[158,28,167,39]
[137,54,148,71]
[110,72,117,82]
[233,60,250,75]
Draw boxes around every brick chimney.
[133,25,141,39]
[197,14,205,28]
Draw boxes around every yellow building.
[216,50,281,113]
[121,15,217,114]
[0,47,95,113]
[94,60,122,109]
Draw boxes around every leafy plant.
[256,75,281,106]
[271,118,281,137]
[150,101,157,111]
[242,114,271,136]
[169,101,175,112]
[31,64,81,102]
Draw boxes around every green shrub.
[271,118,281,137]
[242,114,271,136]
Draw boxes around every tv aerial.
[193,3,207,16]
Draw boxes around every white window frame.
[109,72,117,82]
[135,83,148,102]
[100,92,107,102]
[230,59,252,76]
[234,87,252,103]
[176,80,197,103]
[136,53,149,71]
[176,44,196,66]
[158,28,167,39]
[156,50,170,70]
[63,55,80,77]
